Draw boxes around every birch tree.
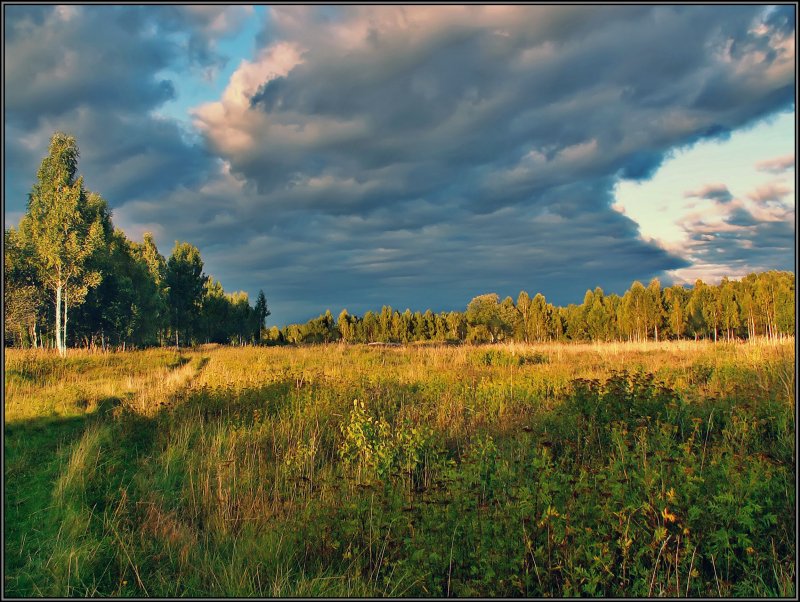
[663,284,688,340]
[645,278,665,342]
[18,132,104,356]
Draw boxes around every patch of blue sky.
[612,109,795,249]
[151,6,266,138]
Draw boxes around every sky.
[3,5,796,326]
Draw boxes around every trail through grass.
[4,350,207,596]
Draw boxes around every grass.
[4,339,795,597]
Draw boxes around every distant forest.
[274,270,794,345]
[4,133,795,352]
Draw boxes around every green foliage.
[166,242,208,347]
[274,270,793,347]
[339,399,436,488]
[466,293,505,343]
[471,349,548,367]
[16,132,106,355]
[5,131,265,352]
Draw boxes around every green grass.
[4,340,795,597]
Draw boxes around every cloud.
[188,6,794,318]
[747,181,793,205]
[198,6,794,208]
[672,179,795,285]
[5,6,795,323]
[3,5,249,210]
[755,153,795,174]
[684,183,734,203]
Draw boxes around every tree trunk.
[63,289,68,354]
[55,284,64,356]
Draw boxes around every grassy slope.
[3,341,796,597]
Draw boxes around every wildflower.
[746,546,755,555]
[661,506,677,523]
[666,487,676,503]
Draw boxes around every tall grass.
[4,339,795,596]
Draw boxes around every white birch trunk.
[55,284,64,356]
[63,288,68,355]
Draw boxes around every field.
[4,340,796,597]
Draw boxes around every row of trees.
[4,133,270,353]
[270,271,794,345]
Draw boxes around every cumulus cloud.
[756,153,795,174]
[684,183,734,203]
[191,6,793,318]
[672,177,795,285]
[747,181,793,205]
[198,7,794,206]
[5,5,795,323]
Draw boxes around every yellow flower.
[746,546,755,555]
[666,487,676,503]
[661,506,677,523]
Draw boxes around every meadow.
[4,340,795,597]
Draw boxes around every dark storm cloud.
[5,6,174,126]
[226,5,790,206]
[3,5,244,211]
[182,6,794,322]
[5,6,795,324]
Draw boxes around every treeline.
[271,271,794,345]
[4,132,269,352]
